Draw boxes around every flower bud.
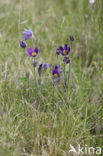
[19,40,26,48]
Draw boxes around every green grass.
[0,0,103,155]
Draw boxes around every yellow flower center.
[32,52,36,56]
[54,73,58,78]
[66,58,70,62]
[63,50,67,55]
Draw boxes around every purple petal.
[63,57,66,62]
[26,47,33,55]
[56,49,60,53]
[23,29,32,35]
[22,36,31,40]
[49,64,52,68]
[55,65,60,69]
[64,44,67,50]
[43,63,48,69]
[29,47,33,52]
[68,46,71,52]
[39,64,43,70]
[27,55,32,57]
[59,46,63,51]
[35,46,39,53]
[22,29,33,40]
[22,32,31,35]
[52,69,55,75]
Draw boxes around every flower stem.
[67,64,71,86]
[71,42,72,47]
[52,80,55,105]
[24,48,25,58]
[64,62,66,87]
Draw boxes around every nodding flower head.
[70,35,74,42]
[22,29,33,40]
[56,44,71,56]
[52,65,62,79]
[63,57,71,64]
[26,46,39,57]
[19,40,26,49]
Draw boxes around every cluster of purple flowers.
[19,29,34,49]
[56,43,71,64]
[19,29,74,82]
[19,29,39,57]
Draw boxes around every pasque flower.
[19,40,26,49]
[63,57,71,64]
[52,65,62,79]
[56,46,63,55]
[70,35,74,42]
[26,46,39,57]
[43,63,51,69]
[22,29,33,40]
[56,44,70,56]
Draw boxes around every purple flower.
[48,64,52,68]
[56,44,70,56]
[52,65,62,79]
[70,35,74,42]
[43,63,52,69]
[26,46,39,57]
[39,64,43,69]
[63,57,71,64]
[22,29,33,40]
[56,46,63,55]
[19,40,26,48]
[43,63,48,69]
[55,65,60,69]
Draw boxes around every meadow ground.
[0,0,103,155]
